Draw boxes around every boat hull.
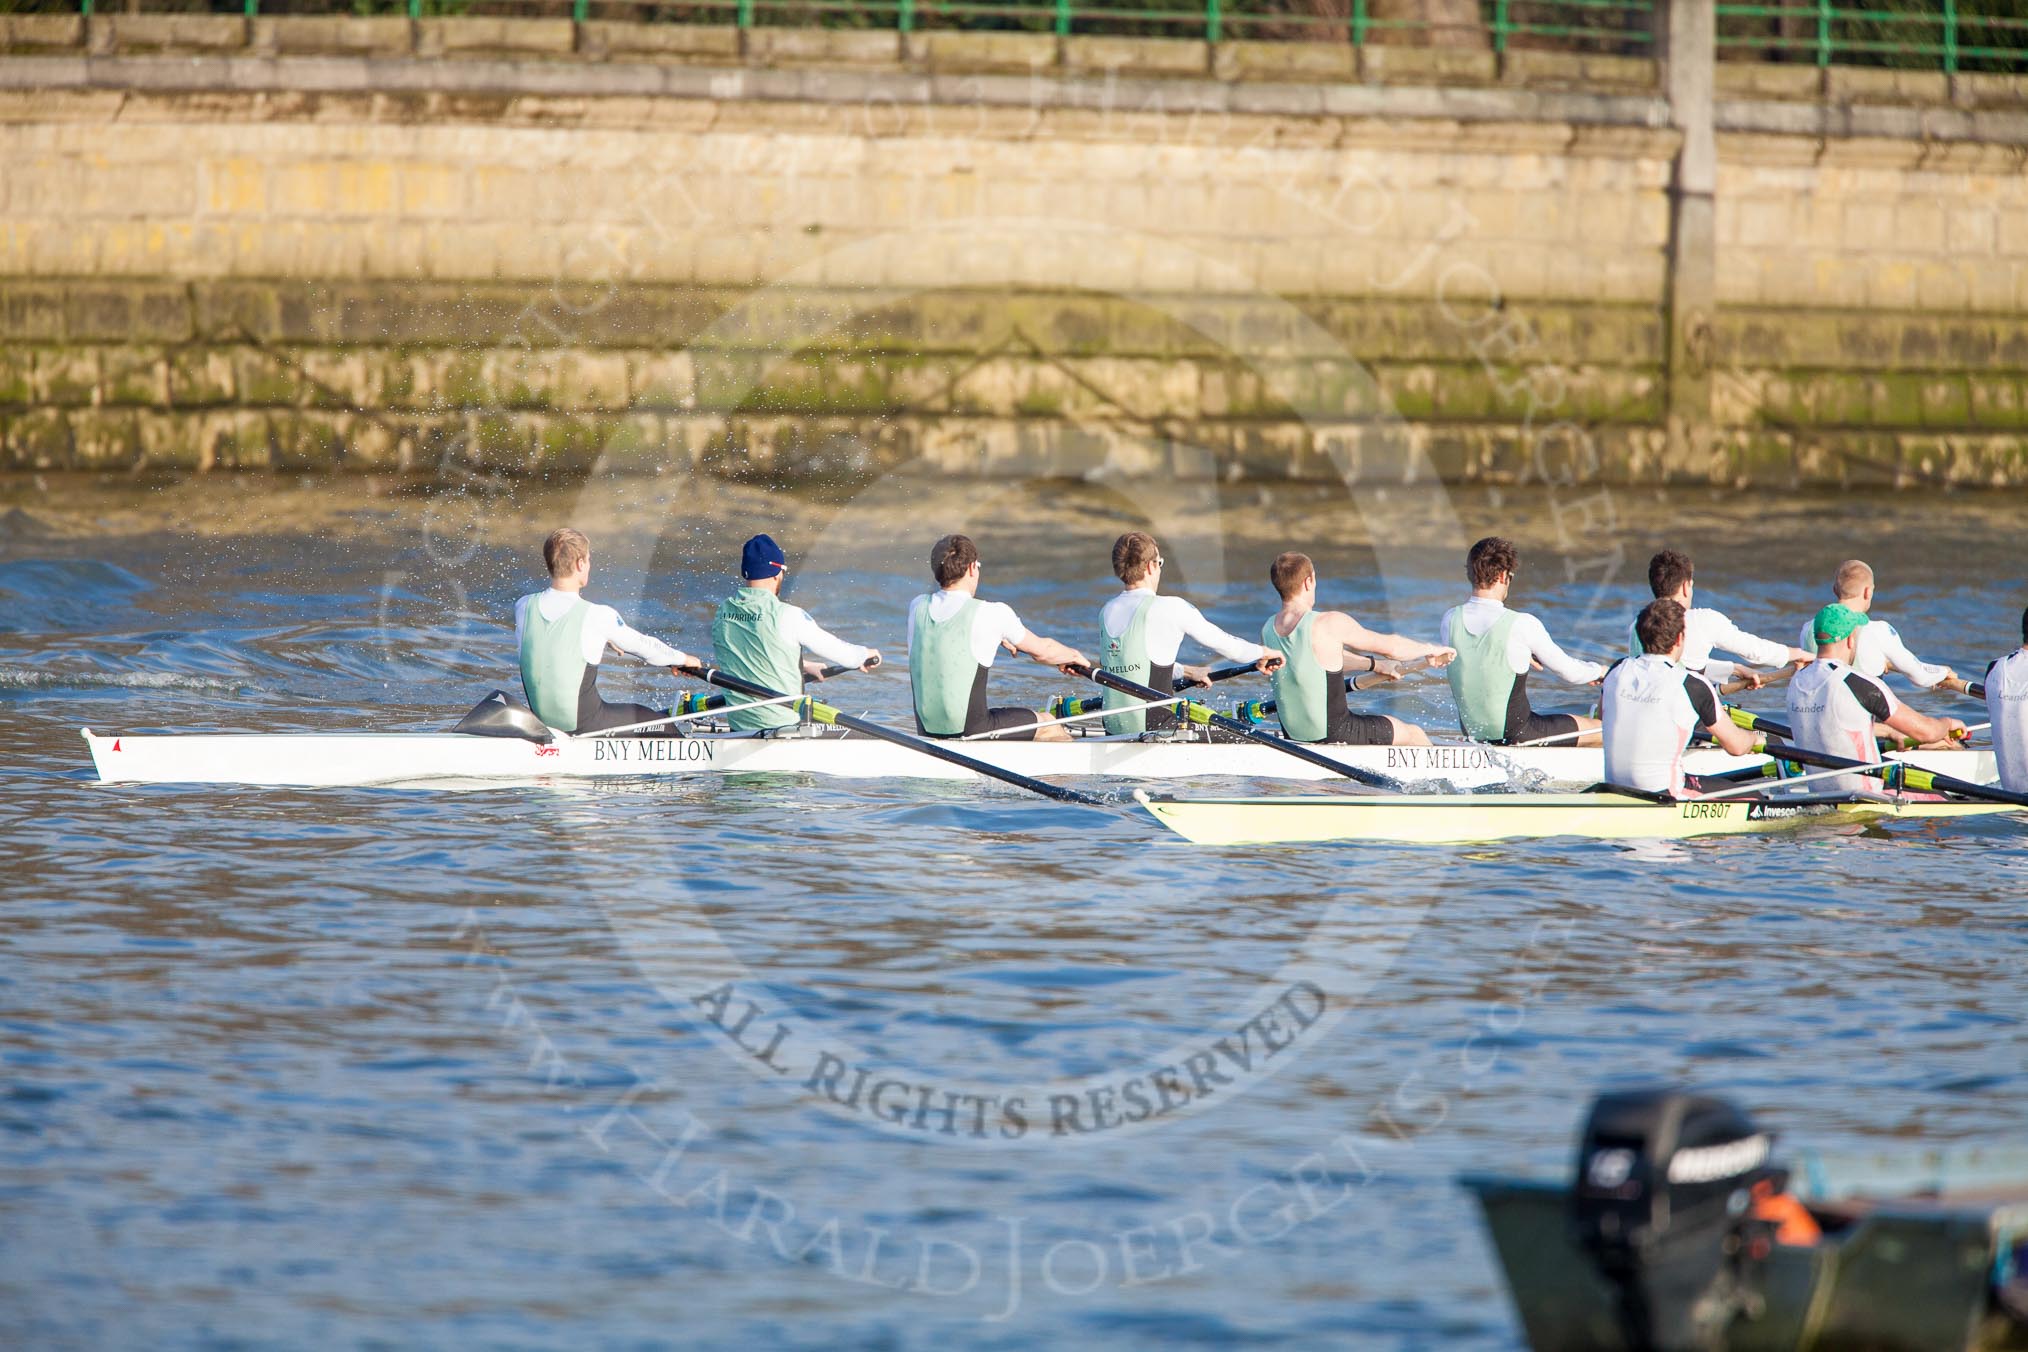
[1463,1175,2028,1351]
[1138,791,2020,845]
[78,728,1996,792]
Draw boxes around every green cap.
[1811,602,1869,645]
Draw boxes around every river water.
[4,473,2026,1349]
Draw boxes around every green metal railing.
[43,0,2028,71]
[1716,0,2028,71]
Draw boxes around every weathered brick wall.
[0,18,2024,484]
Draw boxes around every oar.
[1727,705,1793,740]
[676,665,1104,806]
[1050,662,1263,724]
[1941,676,1988,701]
[1236,654,1439,722]
[1724,702,1968,754]
[1759,739,2028,809]
[1352,651,1439,692]
[1074,666,1396,789]
[678,663,864,715]
[1717,664,1797,697]
[1177,663,1259,691]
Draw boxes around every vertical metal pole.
[245,0,257,16]
[408,0,421,19]
[1205,0,1220,43]
[1055,0,1070,37]
[1664,0,1719,457]
[573,0,587,21]
[81,0,93,15]
[1493,0,1510,52]
[1816,0,1830,66]
[899,0,914,33]
[739,0,754,30]
[1351,0,1367,45]
[1942,0,1957,71]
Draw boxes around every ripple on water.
[3,484,2027,1347]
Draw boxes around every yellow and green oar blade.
[1728,705,1793,740]
[1727,701,1963,755]
[1760,739,2028,809]
[680,667,1106,806]
[1079,666,1397,789]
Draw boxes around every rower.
[1602,599,1762,797]
[1098,531,1279,736]
[515,527,696,736]
[909,533,1089,743]
[1632,549,1809,688]
[1985,604,2028,793]
[1261,552,1452,747]
[709,534,881,734]
[1798,559,1956,692]
[1786,603,1965,794]
[1440,536,1606,747]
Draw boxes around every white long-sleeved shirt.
[770,602,875,670]
[1100,587,1266,667]
[908,589,1029,667]
[1628,606,1791,685]
[514,588,687,668]
[1440,596,1606,685]
[1986,648,2028,793]
[1795,614,1950,689]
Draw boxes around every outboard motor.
[1571,1090,1777,1351]
[451,691,555,743]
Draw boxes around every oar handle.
[1718,664,1798,697]
[806,660,879,683]
[1241,666,1396,720]
[1941,675,1988,701]
[1174,663,1257,691]
[1350,651,1439,692]
[677,665,1104,806]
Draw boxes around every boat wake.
[0,666,261,696]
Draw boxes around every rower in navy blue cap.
[710,534,882,733]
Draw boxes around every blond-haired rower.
[1798,560,1956,691]
[1097,531,1279,736]
[1261,552,1453,747]
[515,527,696,735]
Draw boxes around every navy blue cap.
[740,534,787,580]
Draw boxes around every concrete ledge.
[746,29,902,68]
[1955,71,2028,110]
[1062,35,1210,79]
[1502,50,1657,94]
[414,18,577,60]
[1826,65,1950,106]
[1714,60,1820,101]
[251,17,412,60]
[580,21,741,63]
[1362,45,1497,86]
[1213,39,1355,84]
[0,15,83,54]
[904,31,1057,75]
[12,407,2023,487]
[88,15,248,57]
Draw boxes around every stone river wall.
[1,10,2026,484]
